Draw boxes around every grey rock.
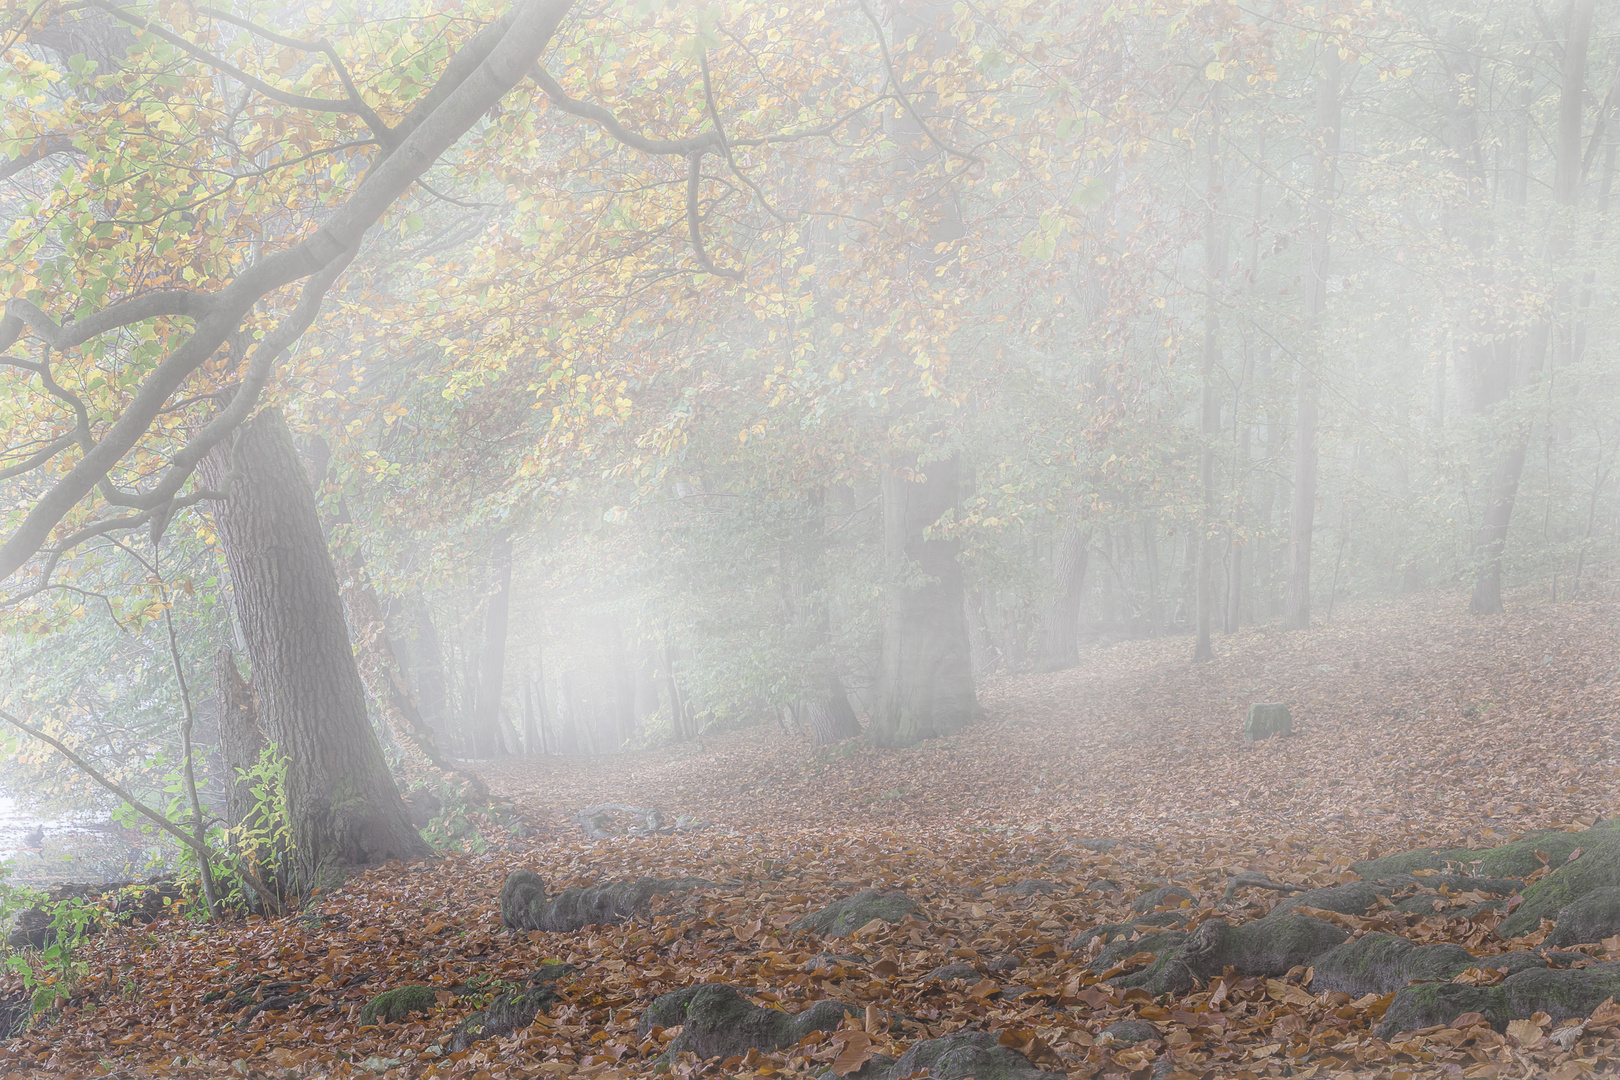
[792,889,918,939]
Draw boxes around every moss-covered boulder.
[1087,930,1191,974]
[1132,885,1194,913]
[449,962,574,1052]
[638,983,856,1064]
[1270,881,1387,918]
[820,1031,1061,1080]
[359,984,436,1025]
[1355,820,1620,883]
[1377,963,1620,1038]
[1102,1019,1160,1044]
[1245,702,1292,742]
[791,889,918,938]
[1307,934,1543,999]
[499,870,712,933]
[1107,914,1347,996]
[1548,886,1620,947]
[1500,830,1620,939]
[1007,879,1063,896]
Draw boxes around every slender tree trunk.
[201,408,428,881]
[1035,523,1090,672]
[214,646,263,836]
[1194,81,1223,661]
[470,529,514,757]
[660,640,688,742]
[868,453,978,747]
[1471,1,1592,613]
[803,674,862,745]
[1284,47,1342,630]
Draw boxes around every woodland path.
[3,590,1618,1080]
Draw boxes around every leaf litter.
[2,594,1618,1079]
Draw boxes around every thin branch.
[0,434,75,481]
[686,152,742,280]
[89,0,380,129]
[0,134,82,183]
[196,4,396,146]
[698,49,787,223]
[529,64,721,155]
[855,0,981,165]
[0,291,215,357]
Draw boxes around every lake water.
[0,791,168,887]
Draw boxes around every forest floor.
[1,590,1617,1079]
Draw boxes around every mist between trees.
[0,1,1616,864]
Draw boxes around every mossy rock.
[638,983,856,1064]
[791,889,918,938]
[499,870,712,933]
[1087,929,1190,975]
[818,1031,1061,1080]
[1305,934,1539,999]
[1245,702,1292,742]
[1549,886,1620,948]
[1377,963,1620,1037]
[359,984,436,1025]
[1132,885,1194,914]
[1270,881,1387,919]
[1500,830,1620,939]
[1355,820,1620,884]
[449,962,574,1052]
[1102,1019,1160,1044]
[1114,914,1348,997]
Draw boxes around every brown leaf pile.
[1,593,1617,1079]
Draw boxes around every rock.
[1356,820,1620,885]
[1500,827,1620,939]
[1087,930,1191,974]
[4,876,187,949]
[791,889,918,938]
[1306,934,1539,999]
[1076,839,1121,853]
[1377,962,1620,1037]
[358,985,436,1025]
[926,962,981,981]
[819,1031,1061,1080]
[360,1056,403,1074]
[1244,702,1292,742]
[1008,880,1063,896]
[806,953,861,972]
[1110,914,1348,997]
[1549,886,1620,947]
[986,955,1022,971]
[1270,881,1387,918]
[638,983,855,1063]
[1102,1019,1160,1044]
[1133,885,1194,914]
[499,870,711,933]
[449,962,574,1051]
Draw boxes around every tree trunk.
[1470,0,1592,614]
[201,408,428,882]
[470,529,514,758]
[1194,80,1223,661]
[803,673,862,745]
[1034,523,1090,672]
[1283,46,1342,631]
[867,453,978,748]
[214,646,263,836]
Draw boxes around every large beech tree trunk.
[867,453,978,748]
[202,408,428,881]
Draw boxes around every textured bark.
[802,674,861,745]
[332,541,447,771]
[214,646,263,834]
[867,454,977,748]
[201,408,428,881]
[1034,524,1089,673]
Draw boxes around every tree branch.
[855,0,981,165]
[686,152,742,280]
[0,0,578,583]
[529,64,721,155]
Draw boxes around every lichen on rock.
[818,1031,1061,1080]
